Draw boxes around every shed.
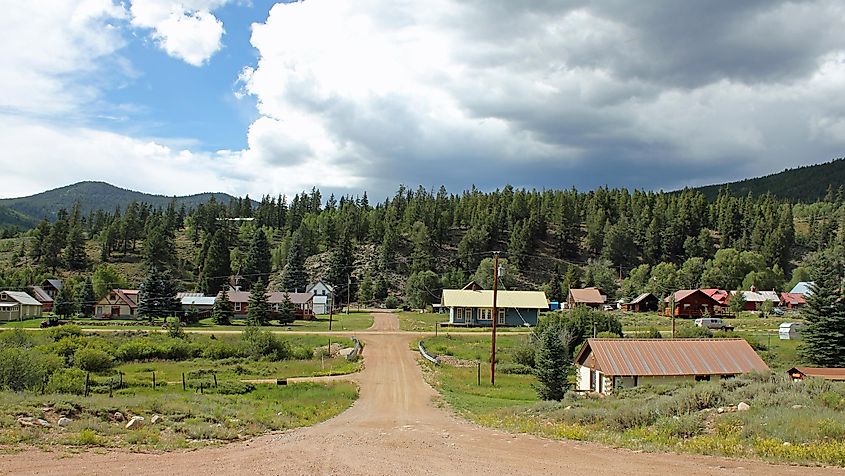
[778,322,806,340]
[575,338,769,394]
[622,293,658,312]
[567,288,607,308]
[788,367,845,381]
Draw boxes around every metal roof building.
[440,289,548,327]
[575,338,769,394]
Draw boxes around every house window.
[695,375,711,382]
[234,302,242,312]
[478,308,492,320]
[455,308,463,321]
[497,309,505,324]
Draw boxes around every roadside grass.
[0,312,374,333]
[419,333,842,467]
[619,311,805,334]
[399,312,532,333]
[0,381,357,451]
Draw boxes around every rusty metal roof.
[575,338,769,377]
[790,367,845,381]
[569,288,606,304]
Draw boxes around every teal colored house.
[440,289,548,327]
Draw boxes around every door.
[111,306,120,318]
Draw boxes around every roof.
[222,290,314,305]
[27,286,53,303]
[112,289,140,308]
[306,280,335,293]
[780,293,807,305]
[176,292,204,299]
[738,290,780,302]
[568,288,606,304]
[665,289,722,305]
[0,291,42,306]
[442,289,549,309]
[701,289,730,304]
[790,282,815,296]
[43,279,63,291]
[779,322,805,329]
[180,296,216,306]
[462,281,483,291]
[628,293,656,305]
[575,338,769,377]
[789,367,845,381]
[0,302,19,308]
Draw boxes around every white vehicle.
[694,317,734,331]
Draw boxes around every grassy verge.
[0,382,357,451]
[399,312,532,332]
[420,334,844,467]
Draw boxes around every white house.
[575,338,769,394]
[0,291,43,321]
[307,280,335,314]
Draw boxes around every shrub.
[116,339,160,361]
[46,368,86,395]
[384,296,400,309]
[661,383,723,416]
[74,347,114,372]
[48,325,82,342]
[211,381,255,395]
[559,406,607,425]
[0,347,62,391]
[290,347,314,360]
[498,363,534,375]
[511,342,536,368]
[655,414,706,438]
[674,324,712,338]
[0,329,34,349]
[607,405,655,430]
[242,326,290,361]
[202,341,242,360]
[643,327,662,339]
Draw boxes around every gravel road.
[1,312,841,475]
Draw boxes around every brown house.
[664,289,723,318]
[95,289,140,319]
[567,288,607,308]
[788,367,845,381]
[780,292,807,309]
[622,293,659,312]
[219,290,314,319]
[27,285,54,311]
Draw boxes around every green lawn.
[399,312,534,333]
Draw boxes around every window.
[455,308,463,321]
[694,375,711,382]
[497,309,505,324]
[234,302,242,312]
[478,308,492,320]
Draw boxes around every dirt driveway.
[1,313,841,475]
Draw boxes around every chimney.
[750,284,757,293]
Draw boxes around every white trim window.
[234,302,242,312]
[498,309,505,324]
[479,308,492,320]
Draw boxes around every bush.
[0,329,34,349]
[202,341,242,360]
[290,347,314,360]
[74,347,114,372]
[48,325,82,342]
[46,368,86,395]
[242,326,290,361]
[384,296,400,309]
[674,324,712,338]
[608,405,656,430]
[0,347,62,391]
[643,327,662,339]
[210,381,255,395]
[655,414,706,438]
[116,339,160,361]
[498,363,534,375]
[512,342,536,368]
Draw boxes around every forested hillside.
[0,181,243,224]
[694,158,845,202]
[2,183,843,311]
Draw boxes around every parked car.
[694,317,734,331]
[771,307,784,316]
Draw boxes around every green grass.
[418,334,532,362]
[0,381,357,451]
[399,312,533,333]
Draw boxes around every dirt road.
[1,313,841,475]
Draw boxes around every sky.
[2,0,845,200]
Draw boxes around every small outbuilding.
[622,293,659,312]
[0,291,43,321]
[788,367,845,382]
[575,338,769,395]
[567,288,607,309]
[778,322,806,340]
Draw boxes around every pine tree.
[63,225,87,270]
[75,278,96,318]
[200,229,231,295]
[800,262,845,366]
[247,280,270,326]
[143,223,175,270]
[729,290,747,315]
[326,233,353,288]
[410,221,434,274]
[357,273,374,305]
[534,323,571,401]
[280,231,307,292]
[278,293,295,324]
[53,284,75,318]
[242,228,272,290]
[138,267,179,322]
[212,286,233,325]
[373,274,388,300]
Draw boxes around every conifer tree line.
[3,184,844,312]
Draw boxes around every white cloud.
[129,0,229,66]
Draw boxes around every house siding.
[447,307,538,326]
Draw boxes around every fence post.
[213,373,218,388]
[85,372,90,397]
[109,381,113,398]
[182,372,186,391]
[477,362,481,386]
[119,371,123,389]
[152,372,156,389]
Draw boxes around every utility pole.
[490,252,500,386]
[670,293,676,338]
[328,295,334,330]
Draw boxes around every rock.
[564,406,572,410]
[338,347,355,357]
[717,407,725,414]
[150,414,162,425]
[783,442,792,446]
[791,404,803,409]
[17,417,35,427]
[58,417,72,427]
[112,411,125,422]
[36,419,51,427]
[737,402,751,412]
[125,416,145,430]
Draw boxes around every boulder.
[791,404,804,409]
[36,419,51,427]
[125,416,145,430]
[338,347,355,357]
[150,414,162,425]
[737,402,751,412]
[17,417,35,427]
[112,411,125,422]
[57,417,72,427]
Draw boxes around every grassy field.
[0,312,374,333]
[418,333,845,467]
[398,312,533,333]
[0,382,357,451]
[0,329,362,451]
